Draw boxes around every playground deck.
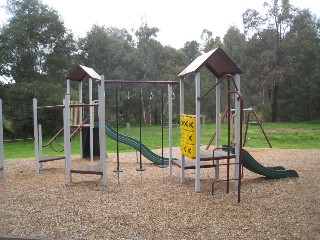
[172,149,235,169]
[70,164,103,175]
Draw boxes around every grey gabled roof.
[66,65,101,82]
[178,48,242,78]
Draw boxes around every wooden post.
[89,78,93,162]
[195,71,201,192]
[168,84,173,176]
[99,76,107,185]
[179,78,185,182]
[38,124,43,171]
[234,74,241,190]
[33,98,40,174]
[79,81,83,158]
[64,95,72,184]
[215,77,221,180]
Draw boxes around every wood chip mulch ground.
[0,147,319,240]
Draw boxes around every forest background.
[0,0,319,138]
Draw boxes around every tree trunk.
[271,83,279,122]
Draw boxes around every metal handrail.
[70,118,90,141]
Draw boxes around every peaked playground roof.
[178,48,242,78]
[66,65,101,82]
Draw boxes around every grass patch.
[3,121,320,159]
[242,121,320,149]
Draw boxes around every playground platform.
[70,164,103,175]
[172,149,236,169]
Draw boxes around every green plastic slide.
[241,149,299,178]
[105,122,176,166]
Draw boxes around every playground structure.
[33,65,107,184]
[173,48,243,202]
[1,49,298,203]
[33,65,179,185]
[104,79,179,173]
[172,48,298,202]
[33,99,65,174]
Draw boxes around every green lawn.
[3,121,320,159]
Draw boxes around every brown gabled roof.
[66,65,101,82]
[178,48,242,78]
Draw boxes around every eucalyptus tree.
[0,0,74,83]
[200,29,223,53]
[77,25,139,124]
[79,25,136,79]
[144,45,189,124]
[182,40,200,62]
[0,0,75,136]
[134,21,167,125]
[223,26,246,66]
[242,0,295,121]
[280,9,320,120]
[134,21,161,80]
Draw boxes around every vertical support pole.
[38,125,43,157]
[234,74,241,190]
[79,81,83,158]
[64,95,72,184]
[0,99,4,178]
[215,77,221,180]
[115,86,120,168]
[226,78,231,193]
[66,79,70,95]
[195,72,201,192]
[136,88,145,172]
[89,78,93,162]
[168,84,173,176]
[38,124,43,171]
[33,98,40,174]
[179,78,185,182]
[99,76,107,185]
[160,87,165,168]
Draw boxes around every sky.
[0,0,319,50]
